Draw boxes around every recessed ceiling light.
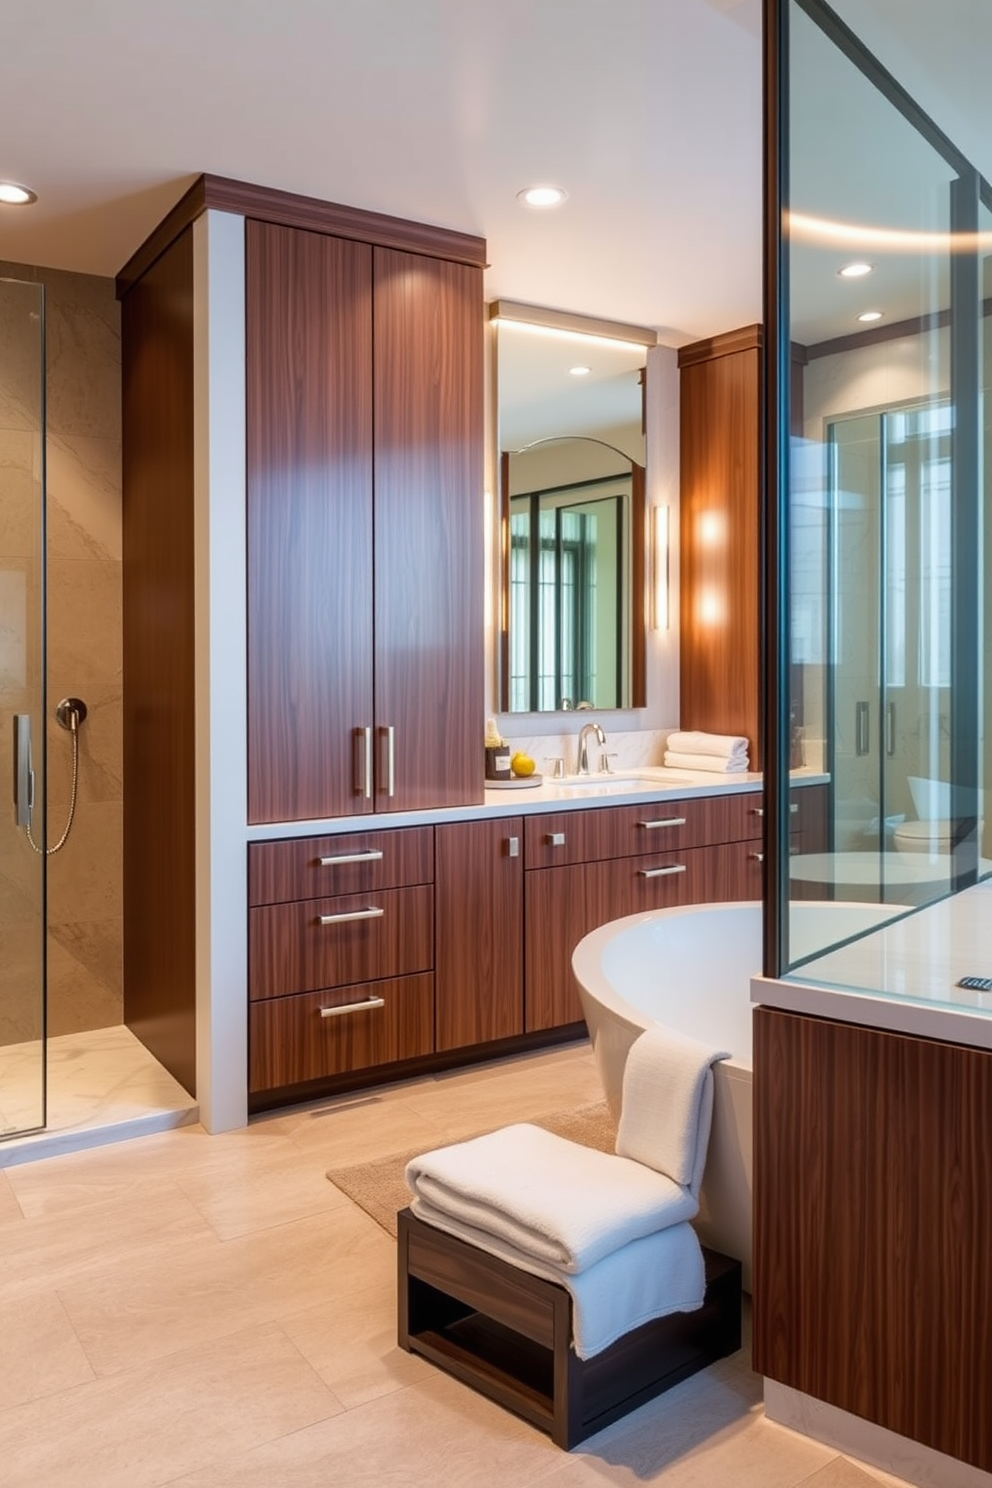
[839,262,874,278]
[0,181,37,206]
[858,310,883,323]
[568,365,591,377]
[517,185,568,209]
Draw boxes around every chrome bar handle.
[856,700,870,756]
[752,804,797,818]
[382,725,395,798]
[886,701,896,757]
[749,852,765,862]
[319,996,386,1018]
[545,832,566,846]
[318,850,383,867]
[355,725,372,799]
[637,863,687,878]
[317,907,385,925]
[12,714,33,828]
[637,817,686,830]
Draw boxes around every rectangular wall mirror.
[492,301,655,713]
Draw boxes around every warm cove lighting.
[652,506,670,631]
[839,261,873,278]
[791,211,992,255]
[0,181,37,205]
[858,310,883,323]
[517,185,567,209]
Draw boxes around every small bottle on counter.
[484,718,512,780]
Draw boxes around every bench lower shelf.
[397,1207,742,1450]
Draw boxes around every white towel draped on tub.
[617,1027,729,1193]
[409,1197,706,1360]
[663,750,748,774]
[666,731,750,762]
[405,1123,696,1273]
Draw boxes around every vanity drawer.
[249,884,434,1000]
[248,826,434,907]
[524,791,762,868]
[248,973,435,1092]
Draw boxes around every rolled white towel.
[666,731,749,761]
[664,750,748,774]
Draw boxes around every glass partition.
[766,0,991,984]
[0,276,47,1137]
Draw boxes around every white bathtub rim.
[572,900,760,1078]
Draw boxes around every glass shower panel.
[0,277,46,1138]
[785,0,966,967]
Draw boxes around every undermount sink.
[555,769,697,789]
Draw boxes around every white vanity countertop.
[752,876,992,1051]
[246,767,828,841]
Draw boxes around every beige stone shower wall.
[2,260,123,1035]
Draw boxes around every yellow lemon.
[511,752,536,777]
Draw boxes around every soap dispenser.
[484,719,512,780]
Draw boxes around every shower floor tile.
[0,1024,197,1167]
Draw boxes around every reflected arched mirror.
[492,302,654,713]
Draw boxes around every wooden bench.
[397,1207,742,1449]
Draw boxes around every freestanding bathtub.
[572,900,904,1288]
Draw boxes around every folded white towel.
[411,1197,705,1359]
[666,731,749,760]
[664,750,748,774]
[405,1123,696,1274]
[617,1027,729,1192]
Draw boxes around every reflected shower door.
[0,276,46,1138]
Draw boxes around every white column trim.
[193,209,248,1132]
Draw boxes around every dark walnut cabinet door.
[246,221,374,823]
[372,248,484,812]
[435,818,524,1050]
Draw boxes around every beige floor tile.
[0,1182,212,1302]
[279,1092,451,1163]
[528,1391,837,1487]
[58,1205,396,1377]
[155,1369,560,1488]
[280,1278,434,1409]
[0,1320,342,1488]
[4,1120,297,1217]
[175,1142,354,1240]
[0,1291,95,1409]
[798,1459,912,1488]
[0,1168,24,1224]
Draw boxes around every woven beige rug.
[326,1100,616,1239]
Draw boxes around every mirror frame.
[491,300,656,715]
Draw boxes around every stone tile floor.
[0,1041,912,1488]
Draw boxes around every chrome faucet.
[576,721,606,775]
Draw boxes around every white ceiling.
[1,1,989,347]
[0,0,763,344]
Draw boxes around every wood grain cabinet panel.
[372,247,484,812]
[435,817,524,1051]
[678,327,762,766]
[248,826,433,906]
[246,220,375,823]
[524,793,761,870]
[249,885,433,1000]
[249,973,434,1092]
[754,1007,992,1474]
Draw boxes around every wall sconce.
[652,505,670,630]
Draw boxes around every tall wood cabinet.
[678,325,762,768]
[247,222,484,823]
[119,176,486,1093]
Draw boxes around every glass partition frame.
[763,0,992,979]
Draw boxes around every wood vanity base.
[397,1208,742,1450]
